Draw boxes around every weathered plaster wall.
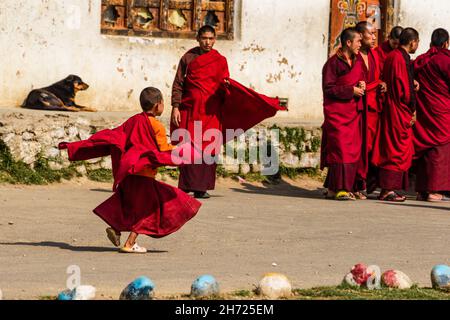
[398,0,450,58]
[0,0,330,120]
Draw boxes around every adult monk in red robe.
[371,28,421,202]
[355,22,387,195]
[171,25,285,199]
[413,28,450,202]
[321,28,366,201]
[376,26,403,75]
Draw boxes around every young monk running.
[59,87,201,253]
[371,28,421,202]
[321,27,366,201]
[413,28,450,202]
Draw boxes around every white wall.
[398,0,450,58]
[0,0,330,120]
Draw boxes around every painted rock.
[257,273,292,299]
[57,285,96,300]
[343,264,380,288]
[351,263,369,285]
[73,285,96,300]
[57,289,74,300]
[431,265,450,290]
[382,270,413,289]
[120,276,155,300]
[191,275,220,298]
[343,272,360,287]
[342,263,369,287]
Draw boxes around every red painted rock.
[382,270,413,289]
[343,264,381,288]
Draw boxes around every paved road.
[0,178,448,299]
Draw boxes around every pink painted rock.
[382,270,413,289]
[351,263,370,285]
[343,263,369,287]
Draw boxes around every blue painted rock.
[381,270,413,289]
[431,265,450,290]
[120,276,155,300]
[57,289,74,300]
[258,273,292,299]
[191,275,220,298]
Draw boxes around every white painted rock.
[258,273,292,299]
[431,265,450,290]
[57,285,96,300]
[120,276,155,300]
[382,270,413,289]
[343,272,360,287]
[73,285,96,300]
[191,275,220,298]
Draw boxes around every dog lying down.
[22,75,96,112]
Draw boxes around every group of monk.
[59,22,449,253]
[321,23,450,202]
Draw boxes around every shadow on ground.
[0,241,168,253]
[229,179,325,199]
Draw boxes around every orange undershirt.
[136,116,176,178]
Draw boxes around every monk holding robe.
[371,28,421,202]
[321,28,366,201]
[171,25,286,198]
[413,28,450,202]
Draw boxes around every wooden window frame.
[101,0,235,40]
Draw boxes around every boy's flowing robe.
[59,112,201,237]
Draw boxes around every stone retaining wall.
[0,109,322,177]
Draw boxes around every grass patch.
[158,166,180,180]
[293,286,450,300]
[278,165,323,181]
[232,290,254,298]
[86,168,113,182]
[0,140,80,185]
[39,295,57,300]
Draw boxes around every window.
[101,0,235,40]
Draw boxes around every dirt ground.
[0,177,448,300]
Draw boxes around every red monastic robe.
[171,48,286,192]
[371,48,416,190]
[59,112,201,237]
[321,51,365,192]
[375,40,394,76]
[413,47,450,192]
[363,49,382,153]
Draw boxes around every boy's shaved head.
[140,87,162,112]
